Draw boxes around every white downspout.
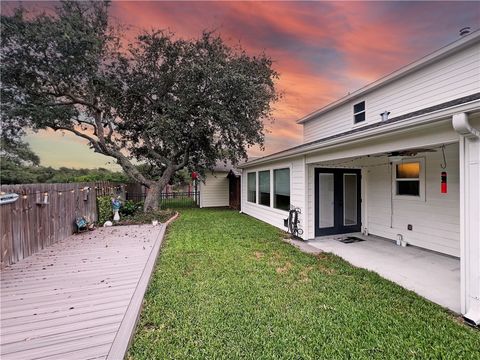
[453,112,480,327]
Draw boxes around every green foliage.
[111,30,279,176]
[0,138,40,167]
[128,209,480,359]
[97,196,113,225]
[120,199,142,217]
[0,162,129,184]
[0,158,39,184]
[1,2,279,206]
[97,196,174,225]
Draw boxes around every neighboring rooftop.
[212,157,259,173]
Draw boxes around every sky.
[5,1,480,169]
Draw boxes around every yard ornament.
[112,196,122,222]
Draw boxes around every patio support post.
[453,112,480,326]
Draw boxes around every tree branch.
[175,140,193,171]
[52,125,102,153]
[52,124,151,187]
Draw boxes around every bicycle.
[287,206,304,239]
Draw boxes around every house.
[238,30,480,324]
[198,160,241,209]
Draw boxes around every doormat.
[339,236,365,244]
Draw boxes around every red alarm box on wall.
[441,171,447,194]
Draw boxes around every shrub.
[97,196,173,226]
[97,196,113,225]
[120,199,141,217]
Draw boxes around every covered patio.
[307,234,460,312]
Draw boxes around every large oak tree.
[1,1,279,210]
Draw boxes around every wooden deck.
[1,224,166,360]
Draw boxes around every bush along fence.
[0,181,124,268]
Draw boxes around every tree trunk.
[143,182,162,212]
[142,163,177,213]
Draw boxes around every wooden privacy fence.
[0,182,124,268]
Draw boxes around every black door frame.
[314,168,362,236]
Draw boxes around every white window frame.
[247,171,257,203]
[258,170,271,207]
[244,163,292,214]
[392,157,426,201]
[353,101,366,125]
[273,167,291,211]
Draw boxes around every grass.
[160,197,197,209]
[128,209,479,359]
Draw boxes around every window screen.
[274,168,290,211]
[247,172,256,203]
[258,170,270,206]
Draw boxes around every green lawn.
[128,209,479,359]
[160,197,197,209]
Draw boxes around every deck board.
[1,224,166,360]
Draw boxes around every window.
[247,172,256,203]
[258,170,270,206]
[274,168,290,211]
[393,160,425,200]
[353,101,365,124]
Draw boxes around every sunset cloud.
[3,1,478,168]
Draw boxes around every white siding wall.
[241,157,307,237]
[200,172,229,208]
[305,144,460,256]
[303,42,480,143]
[367,144,460,257]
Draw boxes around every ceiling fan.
[374,148,437,158]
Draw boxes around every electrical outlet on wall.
[407,224,413,231]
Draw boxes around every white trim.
[297,30,480,124]
[391,157,426,201]
[246,171,257,204]
[361,168,369,234]
[343,173,359,226]
[273,167,291,211]
[453,112,480,325]
[353,100,366,125]
[239,100,480,169]
[258,169,271,207]
[243,162,293,215]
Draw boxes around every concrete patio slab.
[283,237,323,255]
[0,224,166,360]
[306,234,460,313]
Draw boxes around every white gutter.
[453,112,480,327]
[240,99,480,169]
[452,113,480,137]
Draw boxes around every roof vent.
[380,111,390,121]
[459,27,471,36]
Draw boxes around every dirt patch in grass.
[253,251,264,260]
[298,265,314,282]
[276,261,293,274]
